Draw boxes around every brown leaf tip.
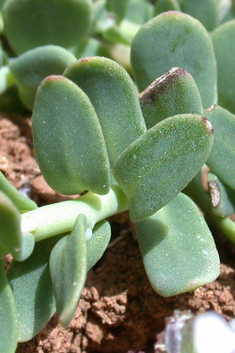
[138,67,188,103]
[205,104,216,112]
[200,116,214,134]
[79,57,91,64]
[208,180,220,207]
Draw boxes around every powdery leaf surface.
[1,115,235,353]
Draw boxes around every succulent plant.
[1,0,235,352]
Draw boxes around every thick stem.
[21,185,128,242]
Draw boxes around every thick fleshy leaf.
[207,172,235,218]
[0,170,37,211]
[9,45,76,110]
[7,236,60,342]
[139,67,203,129]
[211,20,235,114]
[155,0,181,16]
[87,219,111,271]
[3,0,92,55]
[180,0,219,31]
[0,261,18,353]
[131,11,217,108]
[102,24,131,45]
[74,37,111,59]
[220,3,235,24]
[106,0,130,23]
[204,105,235,190]
[64,56,146,166]
[0,191,23,260]
[49,214,87,327]
[136,193,220,296]
[113,114,214,222]
[124,0,154,25]
[32,75,110,195]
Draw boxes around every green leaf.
[73,37,111,59]
[9,45,76,110]
[0,260,18,353]
[0,170,37,211]
[32,75,110,195]
[106,0,130,23]
[155,0,181,16]
[102,24,131,45]
[7,236,60,342]
[204,105,235,190]
[0,191,23,260]
[3,0,92,55]
[89,0,109,36]
[49,214,87,327]
[220,2,235,24]
[113,114,214,222]
[124,0,154,25]
[180,0,219,31]
[211,20,235,114]
[185,168,235,246]
[207,172,235,218]
[7,219,111,341]
[136,193,220,296]
[64,56,146,166]
[139,67,203,129]
[131,11,217,108]
[87,219,111,270]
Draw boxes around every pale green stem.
[211,216,235,246]
[21,185,128,242]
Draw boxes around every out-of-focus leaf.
[204,105,235,190]
[0,170,37,211]
[155,0,181,16]
[74,37,111,59]
[124,0,154,25]
[3,0,92,55]
[86,219,111,270]
[207,172,235,217]
[49,214,87,327]
[32,75,110,195]
[89,0,109,35]
[106,0,130,23]
[180,0,219,31]
[136,193,220,296]
[139,67,203,128]
[211,20,235,113]
[7,236,60,342]
[102,24,131,45]
[131,11,217,108]
[220,1,234,24]
[9,45,76,110]
[64,56,146,166]
[0,260,18,353]
[113,114,214,222]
